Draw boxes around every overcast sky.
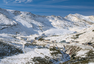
[0,0,94,17]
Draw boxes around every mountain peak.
[0,8,94,36]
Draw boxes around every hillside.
[0,8,94,64]
[0,8,93,36]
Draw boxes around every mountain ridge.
[0,8,94,36]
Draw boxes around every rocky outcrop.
[0,41,23,59]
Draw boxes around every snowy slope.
[65,13,94,27]
[0,8,93,36]
[0,8,94,64]
[0,7,94,46]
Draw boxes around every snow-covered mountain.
[0,8,94,64]
[0,8,94,36]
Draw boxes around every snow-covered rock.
[0,8,93,36]
[0,7,94,64]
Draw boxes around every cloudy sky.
[0,0,94,16]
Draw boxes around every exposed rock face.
[13,10,21,16]
[0,41,23,59]
[61,44,94,64]
[63,50,94,64]
[65,45,82,56]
